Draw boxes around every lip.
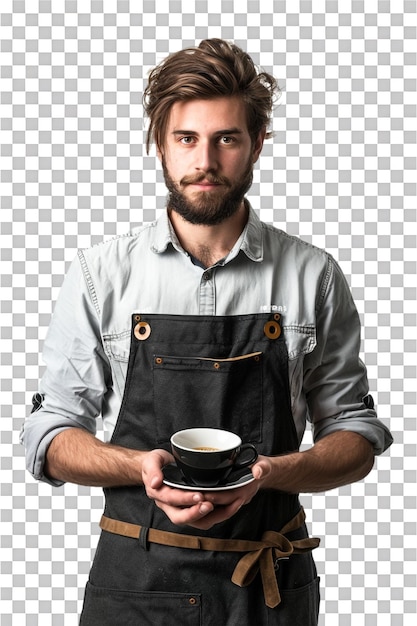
[189,182,221,190]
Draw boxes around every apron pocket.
[270,577,320,626]
[80,582,202,626]
[152,352,263,445]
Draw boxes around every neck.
[168,200,249,268]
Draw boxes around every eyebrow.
[172,128,244,136]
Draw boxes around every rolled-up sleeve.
[20,257,112,485]
[304,257,393,455]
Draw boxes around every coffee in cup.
[170,427,258,487]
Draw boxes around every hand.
[141,449,216,526]
[190,455,274,530]
[141,451,272,531]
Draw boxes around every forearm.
[44,427,147,487]
[260,431,375,493]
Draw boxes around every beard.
[162,157,254,226]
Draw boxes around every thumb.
[251,457,271,481]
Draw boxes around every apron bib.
[80,313,320,625]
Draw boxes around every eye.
[219,136,235,144]
[179,136,195,145]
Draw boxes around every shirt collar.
[151,209,182,254]
[151,201,264,263]
[239,203,264,262]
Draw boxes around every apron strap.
[100,507,320,609]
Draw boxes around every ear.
[252,127,266,164]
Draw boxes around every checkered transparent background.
[1,1,416,624]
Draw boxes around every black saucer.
[162,463,254,491]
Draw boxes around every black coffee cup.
[170,427,258,487]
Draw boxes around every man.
[22,39,393,624]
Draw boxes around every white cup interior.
[171,428,241,451]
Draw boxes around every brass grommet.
[155,357,163,365]
[274,313,281,322]
[188,597,197,605]
[264,320,281,340]
[134,314,141,322]
[134,321,151,341]
[213,362,220,369]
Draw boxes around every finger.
[185,500,243,531]
[202,480,259,507]
[251,462,263,480]
[146,484,205,507]
[250,457,271,481]
[142,449,174,489]
[150,473,163,489]
[156,500,215,526]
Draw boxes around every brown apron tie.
[99,507,320,609]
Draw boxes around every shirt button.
[203,271,211,281]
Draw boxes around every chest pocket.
[152,351,263,445]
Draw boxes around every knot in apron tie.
[231,529,319,608]
[99,507,320,609]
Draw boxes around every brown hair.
[143,38,279,153]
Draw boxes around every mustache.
[180,172,231,187]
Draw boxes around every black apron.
[80,313,320,625]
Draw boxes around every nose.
[195,140,217,172]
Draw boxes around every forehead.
[166,97,249,134]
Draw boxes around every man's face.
[158,97,265,226]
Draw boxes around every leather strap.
[100,507,320,608]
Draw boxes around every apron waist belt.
[100,507,320,609]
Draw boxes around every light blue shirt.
[21,206,393,485]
